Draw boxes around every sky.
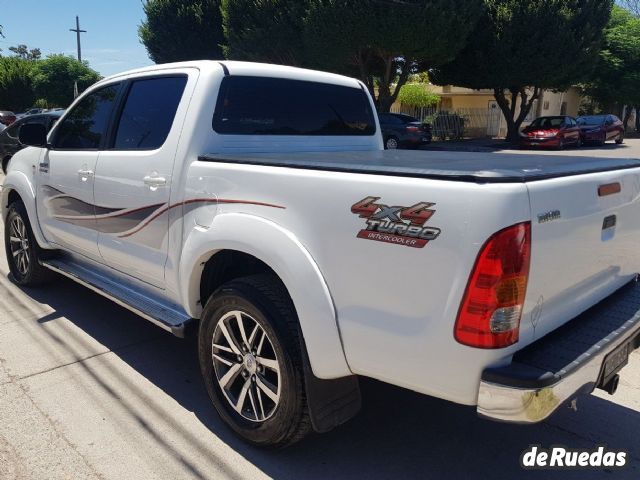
[0,0,153,77]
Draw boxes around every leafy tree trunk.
[493,87,541,143]
[374,55,411,113]
[623,106,633,132]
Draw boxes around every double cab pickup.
[3,61,640,447]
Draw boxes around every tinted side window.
[380,114,402,125]
[213,76,376,136]
[114,76,187,150]
[54,85,120,149]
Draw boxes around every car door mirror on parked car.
[18,123,48,147]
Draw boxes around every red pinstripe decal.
[117,198,285,238]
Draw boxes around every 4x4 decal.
[351,196,441,248]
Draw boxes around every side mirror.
[18,123,48,147]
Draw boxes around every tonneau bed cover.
[199,150,640,183]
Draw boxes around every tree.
[9,44,41,60]
[222,0,307,65]
[433,0,613,142]
[31,55,101,108]
[585,6,640,127]
[303,0,482,112]
[397,83,440,108]
[222,0,481,112]
[0,57,36,111]
[139,0,224,63]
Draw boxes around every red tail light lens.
[454,222,531,348]
[406,126,419,132]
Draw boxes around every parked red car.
[0,111,17,128]
[576,114,624,145]
[519,116,581,149]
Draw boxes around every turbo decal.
[351,196,441,248]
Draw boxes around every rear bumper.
[477,279,640,423]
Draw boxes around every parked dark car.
[0,111,17,128]
[576,114,624,145]
[0,111,63,173]
[16,108,45,119]
[378,113,432,149]
[519,115,581,149]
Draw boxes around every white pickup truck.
[4,61,640,447]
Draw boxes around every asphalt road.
[1,141,640,480]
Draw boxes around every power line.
[69,15,86,62]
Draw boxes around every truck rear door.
[93,74,190,288]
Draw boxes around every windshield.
[528,117,564,129]
[577,116,605,126]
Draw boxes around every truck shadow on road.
[13,274,640,480]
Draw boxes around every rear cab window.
[212,76,376,136]
[113,76,187,150]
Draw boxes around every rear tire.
[4,200,54,286]
[198,274,311,448]
[616,132,624,144]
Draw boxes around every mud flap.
[302,346,361,433]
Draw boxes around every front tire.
[616,132,624,144]
[198,274,311,448]
[4,201,53,286]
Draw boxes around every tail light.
[454,222,531,348]
[406,126,420,132]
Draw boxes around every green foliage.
[303,0,482,111]
[33,98,50,109]
[31,55,101,108]
[586,6,640,109]
[0,57,36,112]
[139,0,224,63]
[397,83,440,108]
[222,0,481,111]
[434,0,613,141]
[222,0,307,65]
[9,44,41,60]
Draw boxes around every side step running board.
[42,259,193,337]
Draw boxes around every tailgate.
[522,167,640,344]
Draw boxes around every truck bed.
[199,150,640,183]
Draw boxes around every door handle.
[77,168,94,181]
[143,175,167,187]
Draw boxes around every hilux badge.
[537,210,561,224]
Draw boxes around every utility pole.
[69,16,86,62]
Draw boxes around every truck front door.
[36,83,122,261]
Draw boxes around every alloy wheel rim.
[212,310,281,422]
[9,216,30,276]
[387,138,398,149]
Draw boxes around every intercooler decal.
[351,196,441,248]
[42,186,285,238]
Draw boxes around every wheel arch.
[179,213,351,379]
[1,174,50,249]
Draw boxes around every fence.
[390,105,494,139]
[390,103,536,139]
